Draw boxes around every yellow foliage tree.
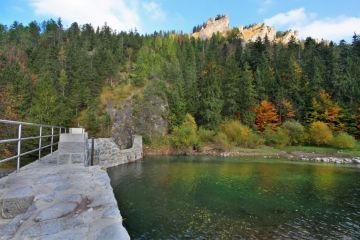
[280,99,295,122]
[170,113,199,150]
[309,121,333,146]
[307,90,344,131]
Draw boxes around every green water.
[108,157,360,239]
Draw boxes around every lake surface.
[108,156,360,239]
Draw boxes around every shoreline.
[144,146,360,165]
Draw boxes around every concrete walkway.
[0,155,130,240]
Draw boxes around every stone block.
[0,186,34,219]
[71,154,84,164]
[59,134,86,143]
[58,143,86,154]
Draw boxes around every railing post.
[38,126,42,160]
[16,124,22,173]
[50,127,54,154]
[91,138,94,166]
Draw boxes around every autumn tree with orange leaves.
[255,100,280,131]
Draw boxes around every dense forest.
[1,19,360,149]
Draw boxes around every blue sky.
[1,0,360,41]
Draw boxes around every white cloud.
[264,8,360,41]
[264,8,308,26]
[300,17,360,41]
[142,1,166,21]
[29,0,144,31]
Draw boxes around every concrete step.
[57,133,88,165]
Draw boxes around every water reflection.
[108,157,360,239]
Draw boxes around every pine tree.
[30,74,58,124]
[222,56,240,118]
[183,43,198,115]
[197,61,223,129]
[238,62,257,125]
[58,69,68,97]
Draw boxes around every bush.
[214,132,231,151]
[331,132,356,149]
[247,132,265,147]
[170,114,199,150]
[263,126,290,147]
[198,127,216,144]
[220,120,262,147]
[282,120,305,145]
[309,121,333,146]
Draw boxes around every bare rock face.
[238,23,276,42]
[132,92,168,141]
[111,100,134,150]
[276,30,299,44]
[191,15,299,44]
[107,85,168,149]
[192,16,230,40]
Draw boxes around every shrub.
[247,132,265,147]
[309,121,333,146]
[214,132,231,151]
[263,126,290,147]
[331,132,356,149]
[198,127,216,144]
[170,114,199,150]
[221,120,250,145]
[220,120,261,147]
[282,120,305,145]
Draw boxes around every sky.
[1,0,360,42]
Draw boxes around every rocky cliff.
[238,23,276,42]
[106,84,168,149]
[191,15,299,44]
[192,16,231,40]
[276,30,299,44]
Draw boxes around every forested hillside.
[1,19,360,144]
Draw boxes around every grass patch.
[280,142,360,157]
[230,145,280,154]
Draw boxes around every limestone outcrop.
[238,23,276,42]
[276,30,299,44]
[191,15,299,44]
[192,16,230,40]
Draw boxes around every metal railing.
[0,119,67,172]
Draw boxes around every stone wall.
[90,135,143,168]
[0,163,130,239]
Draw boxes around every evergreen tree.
[197,61,223,129]
[222,56,240,118]
[30,74,59,124]
[238,63,257,125]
